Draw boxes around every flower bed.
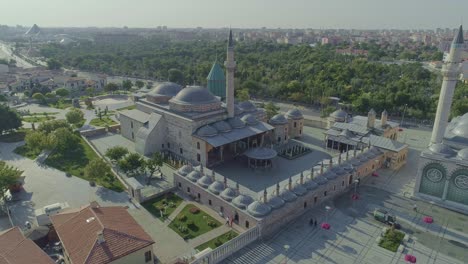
[141,192,183,220]
[168,205,221,240]
[379,228,405,252]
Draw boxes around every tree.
[135,80,145,89]
[84,158,111,182]
[118,153,144,176]
[46,59,62,70]
[38,119,70,133]
[52,128,79,153]
[104,83,119,93]
[32,93,46,104]
[264,102,280,119]
[55,88,70,97]
[145,152,163,180]
[105,146,129,163]
[24,131,46,151]
[65,108,84,127]
[168,68,184,84]
[236,89,250,102]
[85,87,95,97]
[0,105,21,135]
[0,161,22,206]
[122,80,133,90]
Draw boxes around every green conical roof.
[207,62,225,81]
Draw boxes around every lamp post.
[400,104,408,128]
[325,205,331,222]
[283,244,290,264]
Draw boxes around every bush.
[207,221,217,227]
[189,207,200,214]
[178,215,187,222]
[214,239,223,247]
[187,220,195,226]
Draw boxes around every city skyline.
[1,0,467,30]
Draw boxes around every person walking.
[310,218,314,226]
[413,204,418,212]
[314,219,317,227]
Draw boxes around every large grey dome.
[149,82,182,96]
[286,109,303,120]
[227,117,246,129]
[208,181,225,194]
[178,165,193,176]
[172,86,218,105]
[429,143,457,157]
[331,109,348,119]
[197,125,218,137]
[457,148,468,160]
[280,189,297,202]
[232,194,254,209]
[238,101,256,112]
[269,114,288,125]
[267,195,285,209]
[212,121,232,133]
[186,171,202,182]
[241,114,259,126]
[453,124,468,138]
[220,188,237,201]
[247,201,271,217]
[197,175,213,188]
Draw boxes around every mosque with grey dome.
[118,30,304,168]
[414,26,468,212]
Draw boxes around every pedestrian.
[309,218,314,226]
[314,219,317,227]
[226,216,229,225]
[413,204,418,212]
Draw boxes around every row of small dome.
[447,113,468,138]
[428,143,468,160]
[197,114,259,137]
[269,109,304,125]
[177,148,381,218]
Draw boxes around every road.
[0,42,35,68]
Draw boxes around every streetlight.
[353,179,359,199]
[283,244,290,264]
[400,104,408,128]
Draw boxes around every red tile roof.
[0,227,54,264]
[51,203,154,264]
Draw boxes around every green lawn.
[0,130,28,143]
[116,105,136,111]
[379,229,405,252]
[48,100,72,109]
[169,204,221,240]
[89,117,118,127]
[195,231,238,251]
[22,115,56,123]
[45,137,125,192]
[14,144,41,159]
[141,193,184,220]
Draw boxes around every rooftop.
[0,227,54,264]
[119,109,150,124]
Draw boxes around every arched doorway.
[234,212,239,223]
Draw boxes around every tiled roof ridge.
[84,228,154,264]
[54,205,91,228]
[90,207,105,230]
[0,227,27,258]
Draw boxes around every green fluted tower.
[207,61,226,99]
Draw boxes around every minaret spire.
[225,29,236,118]
[430,25,464,145]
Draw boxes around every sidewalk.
[189,225,233,247]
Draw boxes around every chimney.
[263,188,268,203]
[97,231,105,244]
[381,110,388,127]
[367,109,376,128]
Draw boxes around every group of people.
[309,218,318,227]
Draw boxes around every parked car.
[373,208,401,229]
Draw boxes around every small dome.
[453,124,468,138]
[286,109,303,120]
[342,162,354,171]
[241,114,258,126]
[172,86,218,105]
[331,166,346,176]
[178,165,193,176]
[238,101,256,112]
[358,154,369,162]
[269,114,288,125]
[232,194,254,209]
[234,105,244,116]
[292,184,308,196]
[429,143,457,157]
[208,181,225,194]
[313,175,328,185]
[227,117,246,129]
[197,175,213,188]
[351,158,362,166]
[323,170,338,180]
[267,195,285,209]
[149,82,182,97]
[458,148,468,160]
[247,201,271,217]
[280,190,297,202]
[197,125,218,137]
[186,171,201,182]
[220,188,237,201]
[368,108,376,115]
[212,121,232,133]
[304,179,319,190]
[330,109,347,119]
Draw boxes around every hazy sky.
[1,0,467,29]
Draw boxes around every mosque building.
[415,25,468,212]
[118,30,304,167]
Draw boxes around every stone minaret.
[430,25,464,145]
[381,110,388,127]
[225,29,236,118]
[367,109,376,128]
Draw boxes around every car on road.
[373,208,401,229]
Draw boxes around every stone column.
[442,179,450,200]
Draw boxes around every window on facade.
[209,200,212,206]
[342,181,345,186]
[314,196,318,204]
[294,122,297,128]
[245,221,250,228]
[131,132,134,139]
[277,137,281,142]
[299,129,302,134]
[284,136,287,140]
[324,191,327,197]
[197,154,201,162]
[304,202,307,208]
[179,130,182,138]
[197,142,200,149]
[197,193,201,199]
[333,185,336,191]
[168,142,170,149]
[178,182,181,188]
[220,206,224,213]
[162,144,164,149]
[144,251,152,262]
[131,121,133,128]
[187,187,190,193]
[180,148,183,154]
[372,165,375,170]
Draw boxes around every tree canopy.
[0,161,22,205]
[0,105,21,135]
[105,146,129,163]
[65,108,84,127]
